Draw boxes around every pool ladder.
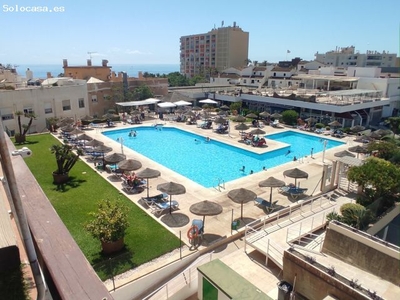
[215,178,225,192]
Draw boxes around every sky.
[1,0,399,66]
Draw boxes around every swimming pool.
[103,127,344,188]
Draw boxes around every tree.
[50,144,83,184]
[340,203,373,230]
[367,140,398,161]
[347,157,400,201]
[132,85,154,100]
[14,111,36,144]
[167,72,189,87]
[188,74,207,86]
[282,110,299,126]
[85,199,129,253]
[244,58,252,66]
[386,117,400,134]
[230,102,242,115]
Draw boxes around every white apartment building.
[315,46,397,68]
[180,22,249,78]
[0,78,89,135]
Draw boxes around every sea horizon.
[15,63,180,79]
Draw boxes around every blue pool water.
[102,127,344,188]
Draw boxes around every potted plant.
[50,144,83,184]
[14,111,36,144]
[85,199,129,254]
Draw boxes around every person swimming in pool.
[129,130,137,137]
[285,149,291,156]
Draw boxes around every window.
[78,98,85,108]
[62,100,71,111]
[44,103,53,114]
[23,107,34,114]
[103,94,109,101]
[91,95,98,102]
[0,108,14,120]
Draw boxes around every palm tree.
[14,111,36,143]
[50,144,83,184]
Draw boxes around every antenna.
[87,51,97,59]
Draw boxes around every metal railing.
[142,252,213,300]
[214,177,225,191]
[244,193,337,258]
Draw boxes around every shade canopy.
[199,99,218,104]
[283,168,309,186]
[348,145,369,153]
[136,167,161,179]
[328,120,342,127]
[283,168,309,179]
[246,113,258,119]
[334,150,356,158]
[259,176,286,205]
[214,116,226,124]
[220,105,230,111]
[85,139,104,147]
[136,168,161,198]
[61,124,75,132]
[69,127,84,135]
[271,113,282,119]
[305,117,317,123]
[57,118,74,127]
[157,181,186,195]
[259,176,286,188]
[117,159,142,171]
[233,115,246,122]
[185,111,196,117]
[174,100,192,106]
[250,128,266,135]
[348,145,369,158]
[157,102,176,108]
[190,200,223,217]
[104,153,126,164]
[78,133,93,141]
[228,188,257,220]
[93,145,112,153]
[157,182,186,214]
[235,123,249,131]
[116,98,160,107]
[259,111,270,117]
[350,125,365,133]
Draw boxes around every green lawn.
[17,133,180,280]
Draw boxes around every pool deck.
[68,117,363,294]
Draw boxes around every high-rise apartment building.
[180,22,249,78]
[315,46,397,68]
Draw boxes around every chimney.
[87,59,92,66]
[63,59,68,67]
[102,59,108,67]
[138,71,143,79]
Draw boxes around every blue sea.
[16,64,180,79]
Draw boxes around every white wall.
[347,67,381,78]
[0,83,89,134]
